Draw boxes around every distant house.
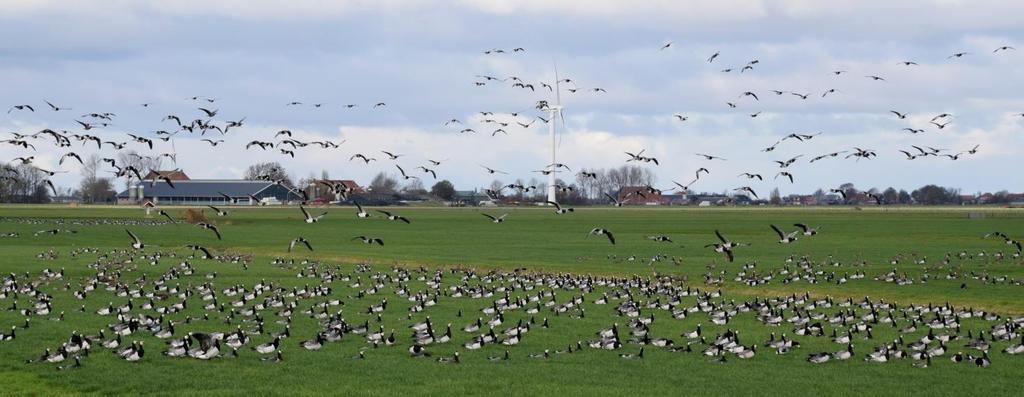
[690,194,731,206]
[617,186,666,205]
[1009,193,1024,206]
[453,189,491,206]
[307,179,364,202]
[117,180,302,205]
[785,195,817,206]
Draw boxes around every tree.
[431,180,456,201]
[369,172,399,194]
[78,154,115,204]
[488,180,505,197]
[244,162,292,186]
[0,164,51,203]
[882,187,898,204]
[80,177,115,204]
[912,184,955,205]
[898,190,912,204]
[769,188,782,205]
[812,188,826,204]
[403,179,426,194]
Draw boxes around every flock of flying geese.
[2,42,1020,205]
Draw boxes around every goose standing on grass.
[975,352,991,368]
[122,341,144,362]
[300,333,325,351]
[620,347,644,359]
[488,350,510,362]
[409,344,430,357]
[807,351,830,363]
[254,337,280,354]
[770,225,798,243]
[262,351,284,363]
[436,352,459,364]
[300,206,327,223]
[833,344,853,360]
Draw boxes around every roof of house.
[143,170,190,180]
[117,180,296,198]
[313,179,364,192]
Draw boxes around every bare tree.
[0,164,51,203]
[117,150,164,190]
[369,172,399,194]
[403,178,426,194]
[244,162,292,186]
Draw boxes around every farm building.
[117,179,303,206]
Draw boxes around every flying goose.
[377,210,410,223]
[696,153,726,161]
[646,235,672,243]
[354,202,371,218]
[414,166,437,179]
[352,236,384,246]
[546,201,574,214]
[482,213,508,224]
[603,194,624,207]
[300,206,327,223]
[770,225,798,243]
[197,223,222,240]
[288,237,313,252]
[126,229,144,249]
[207,205,228,216]
[588,228,615,245]
[734,186,758,199]
[395,165,418,180]
[218,192,239,204]
[480,165,507,175]
[794,223,819,236]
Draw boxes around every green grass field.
[0,205,1022,396]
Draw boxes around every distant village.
[4,161,1020,207]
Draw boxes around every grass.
[0,204,1022,396]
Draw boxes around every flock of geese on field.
[2,243,1023,372]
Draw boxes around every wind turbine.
[546,65,564,204]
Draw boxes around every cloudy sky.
[1,0,1022,196]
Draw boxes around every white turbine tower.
[546,67,564,204]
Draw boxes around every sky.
[1,0,1022,196]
